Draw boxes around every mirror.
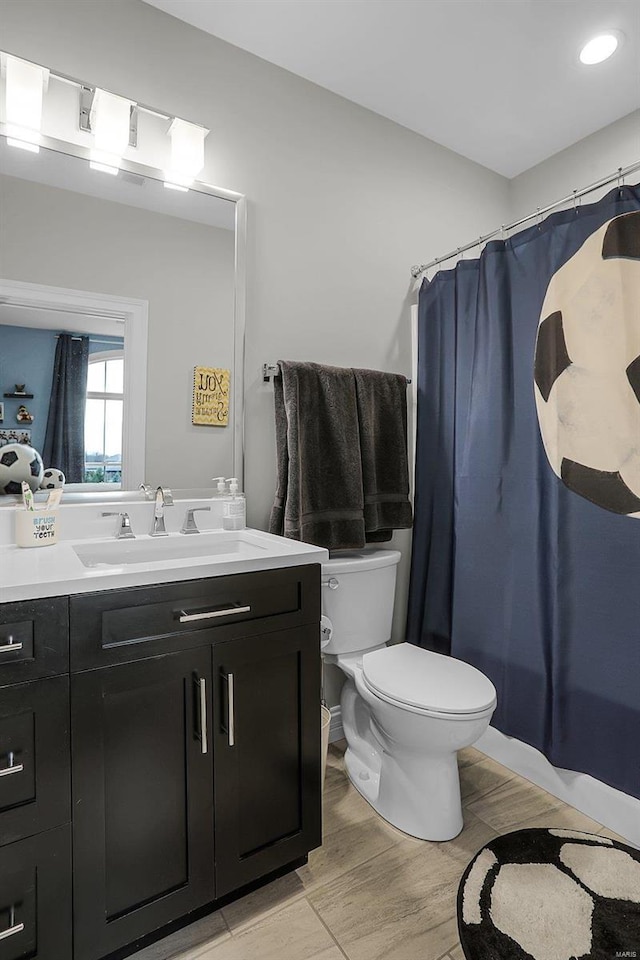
[0,129,245,500]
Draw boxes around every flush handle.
[323,578,340,590]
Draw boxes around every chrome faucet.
[150,486,174,536]
[102,512,135,539]
[180,506,211,534]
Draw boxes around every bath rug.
[457,827,640,960]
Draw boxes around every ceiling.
[143,0,640,178]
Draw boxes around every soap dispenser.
[222,478,246,531]
[212,477,227,497]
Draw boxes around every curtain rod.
[55,335,123,345]
[410,159,640,279]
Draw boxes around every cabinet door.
[213,625,322,897]
[71,649,214,960]
[0,676,70,847]
[0,824,72,960]
[0,599,68,686]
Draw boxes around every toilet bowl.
[322,548,496,841]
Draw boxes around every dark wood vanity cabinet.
[71,648,215,960]
[213,624,322,897]
[0,598,72,959]
[0,825,72,960]
[0,562,323,960]
[68,564,321,958]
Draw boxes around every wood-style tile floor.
[133,741,627,960]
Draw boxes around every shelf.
[3,393,34,399]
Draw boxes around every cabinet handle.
[178,605,251,623]
[0,636,23,654]
[0,751,23,778]
[222,672,236,747]
[0,907,24,941]
[199,677,208,755]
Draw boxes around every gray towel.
[353,368,413,542]
[269,361,366,550]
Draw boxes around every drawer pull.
[198,677,208,755]
[223,672,236,747]
[0,752,23,778]
[0,907,24,941]
[178,605,251,623]
[0,636,23,654]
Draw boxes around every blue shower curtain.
[407,184,640,800]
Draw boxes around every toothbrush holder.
[15,509,59,547]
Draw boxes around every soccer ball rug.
[0,443,44,494]
[458,827,640,960]
[40,468,66,490]
[534,210,640,518]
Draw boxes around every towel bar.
[262,363,411,384]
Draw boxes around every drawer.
[70,564,321,671]
[0,677,71,848]
[0,824,72,960]
[0,599,68,685]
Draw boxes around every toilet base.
[344,743,464,842]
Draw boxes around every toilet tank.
[321,548,401,655]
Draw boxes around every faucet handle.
[181,506,211,535]
[101,512,135,539]
[157,486,174,506]
[138,483,154,500]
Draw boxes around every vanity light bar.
[80,85,138,148]
[164,118,209,190]
[89,88,137,174]
[1,51,211,184]
[1,53,49,152]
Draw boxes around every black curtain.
[43,334,89,483]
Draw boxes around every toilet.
[321,548,496,841]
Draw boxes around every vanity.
[0,49,323,958]
[0,497,328,959]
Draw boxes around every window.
[84,350,123,483]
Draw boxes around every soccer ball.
[534,210,640,518]
[40,468,66,490]
[0,443,44,495]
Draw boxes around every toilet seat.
[362,643,496,718]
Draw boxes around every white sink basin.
[73,530,269,568]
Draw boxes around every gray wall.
[0,0,514,706]
[508,110,640,220]
[0,174,235,488]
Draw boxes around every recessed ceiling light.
[579,33,621,65]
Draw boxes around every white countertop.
[0,499,328,603]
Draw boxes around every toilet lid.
[362,643,496,715]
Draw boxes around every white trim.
[0,278,147,490]
[233,196,247,488]
[476,725,640,848]
[328,705,639,847]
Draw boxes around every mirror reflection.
[0,310,124,483]
[0,135,241,495]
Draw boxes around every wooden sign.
[192,366,230,426]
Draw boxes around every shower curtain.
[406,184,640,800]
[43,334,89,483]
